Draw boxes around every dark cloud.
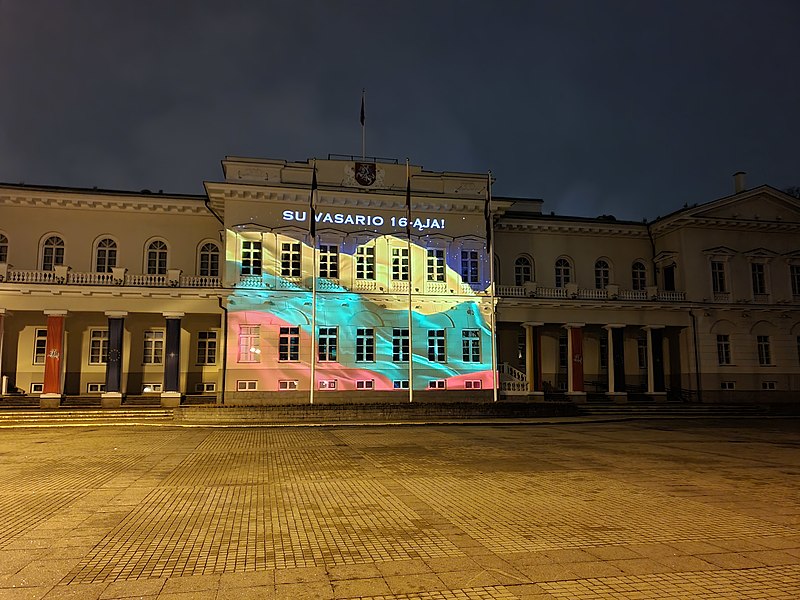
[1,0,798,219]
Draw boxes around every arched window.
[199,242,219,277]
[555,258,572,288]
[95,238,117,273]
[632,261,647,291]
[594,259,610,289]
[514,257,533,286]
[41,236,64,271]
[0,234,7,263]
[146,240,168,275]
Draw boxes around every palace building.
[1,157,798,407]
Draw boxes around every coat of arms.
[354,162,377,186]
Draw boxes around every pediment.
[702,246,736,256]
[743,248,778,259]
[689,187,800,223]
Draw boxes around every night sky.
[1,0,798,220]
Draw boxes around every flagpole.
[487,171,498,403]
[309,162,318,405]
[406,159,414,403]
[360,89,366,159]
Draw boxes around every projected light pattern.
[226,231,493,392]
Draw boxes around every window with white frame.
[555,258,572,288]
[89,329,109,364]
[319,380,337,390]
[514,256,532,286]
[356,328,375,362]
[465,380,482,389]
[427,248,445,282]
[199,243,219,277]
[143,330,164,364]
[428,329,446,362]
[460,250,480,284]
[237,380,257,391]
[631,261,647,291]
[711,261,727,293]
[391,247,409,281]
[195,382,217,393]
[720,381,735,390]
[594,260,610,289]
[41,235,64,271]
[356,379,374,390]
[462,329,481,362]
[241,240,262,276]
[355,245,375,279]
[280,242,301,277]
[751,262,767,296]
[87,382,106,393]
[318,244,339,279]
[757,335,772,365]
[392,328,409,362]
[33,328,48,364]
[716,334,731,366]
[429,380,446,389]
[142,383,162,393]
[393,380,409,389]
[31,383,44,394]
[95,238,117,273]
[279,380,298,390]
[238,325,261,362]
[146,240,168,275]
[318,327,337,361]
[196,331,217,365]
[278,327,299,361]
[790,265,800,297]
[762,381,776,390]
[0,233,7,263]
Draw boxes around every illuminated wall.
[225,225,494,393]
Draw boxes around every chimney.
[733,171,746,193]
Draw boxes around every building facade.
[1,157,798,406]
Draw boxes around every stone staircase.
[576,400,774,419]
[0,407,174,426]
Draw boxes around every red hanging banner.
[43,315,65,395]
[570,327,584,392]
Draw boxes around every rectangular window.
[319,380,337,390]
[319,327,338,362]
[356,379,374,390]
[280,242,301,277]
[599,336,608,371]
[319,244,339,279]
[720,381,735,390]
[142,383,162,393]
[757,335,771,365]
[196,331,217,365]
[33,328,48,365]
[428,380,446,389]
[237,380,257,391]
[427,249,445,282]
[462,329,481,362]
[356,328,375,362]
[391,247,410,281]
[143,330,164,365]
[662,265,676,291]
[238,325,261,363]
[89,329,109,365]
[278,327,300,362]
[465,380,482,389]
[87,383,106,393]
[711,261,727,293]
[762,381,776,390]
[428,329,446,362]
[791,265,800,297]
[195,382,217,393]
[751,263,766,295]
[355,245,375,280]
[392,328,409,362]
[241,240,262,276]
[279,380,298,391]
[637,337,648,370]
[558,332,567,370]
[393,380,409,389]
[716,334,731,366]
[460,250,480,284]
[31,383,44,394]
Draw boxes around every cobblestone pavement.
[0,419,798,599]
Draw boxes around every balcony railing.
[1,267,219,288]
[494,284,686,302]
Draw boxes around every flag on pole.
[360,91,365,126]
[309,166,318,239]
[485,173,492,251]
[405,163,412,239]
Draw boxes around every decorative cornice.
[496,220,649,237]
[0,191,211,215]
